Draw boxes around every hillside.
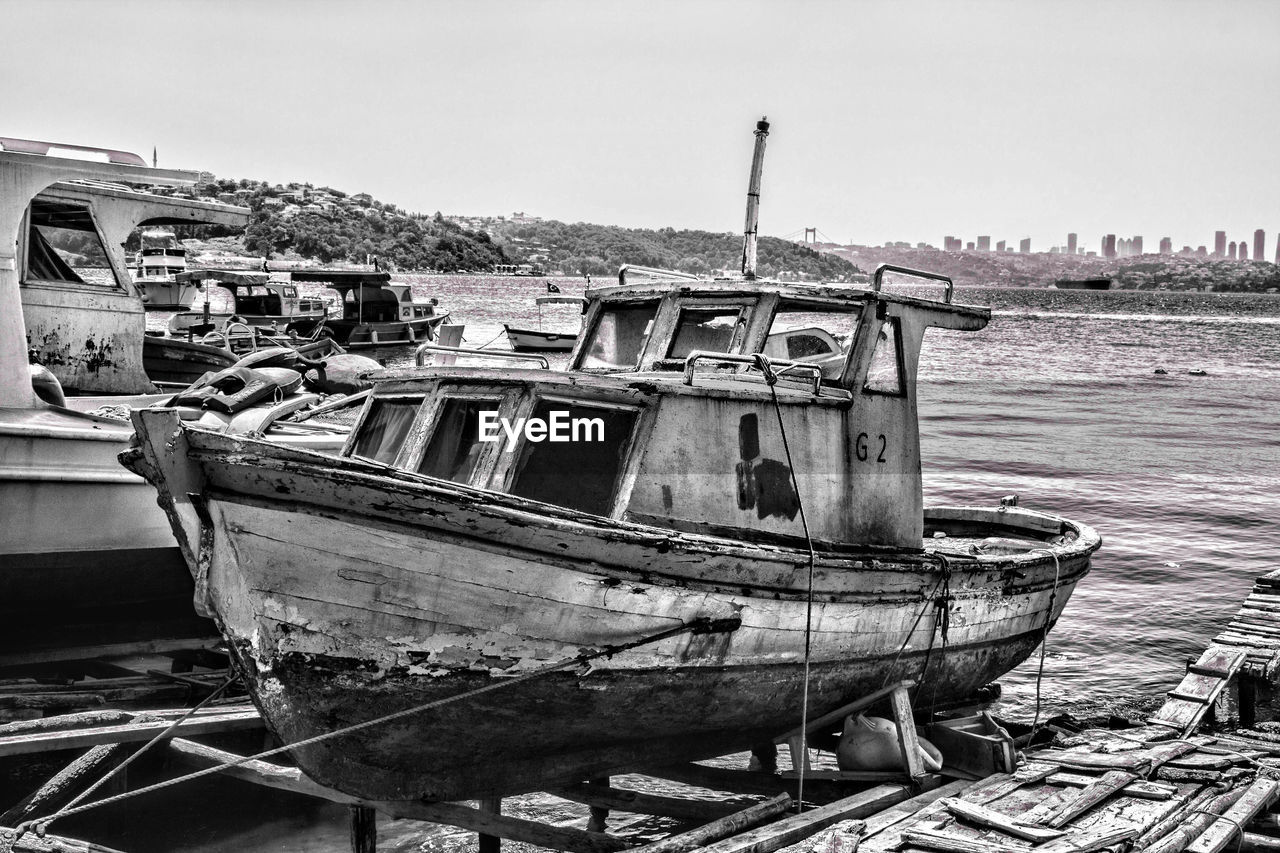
[473,217,863,280]
[153,178,510,272]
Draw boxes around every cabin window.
[667,308,744,360]
[24,200,113,286]
[418,398,502,483]
[580,303,658,369]
[351,399,422,464]
[765,304,860,383]
[864,317,905,395]
[510,400,637,515]
[283,286,298,298]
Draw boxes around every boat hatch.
[509,399,639,515]
[579,301,660,369]
[24,199,113,287]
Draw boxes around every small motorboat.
[503,295,583,352]
[289,270,449,348]
[134,228,198,309]
[167,269,332,335]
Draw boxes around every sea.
[102,277,1280,851]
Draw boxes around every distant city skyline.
[1,1,1276,252]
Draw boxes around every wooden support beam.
[349,805,377,853]
[166,739,627,853]
[773,681,917,744]
[623,793,792,853]
[554,782,743,822]
[860,779,973,840]
[477,798,502,853]
[0,826,128,853]
[889,685,927,780]
[0,743,128,825]
[691,784,917,853]
[0,708,261,758]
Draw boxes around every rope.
[20,616,740,837]
[30,673,239,831]
[1029,548,1059,742]
[754,354,817,811]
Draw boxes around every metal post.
[740,117,770,280]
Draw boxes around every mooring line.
[1027,548,1062,744]
[19,616,740,838]
[755,354,818,812]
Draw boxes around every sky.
[3,0,1277,254]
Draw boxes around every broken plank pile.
[1211,568,1280,681]
[829,726,1280,853]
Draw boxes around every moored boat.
[123,119,1101,803]
[167,269,332,335]
[503,294,583,351]
[289,270,449,348]
[134,227,198,309]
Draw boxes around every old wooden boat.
[289,270,450,348]
[124,119,1100,804]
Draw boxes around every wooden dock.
[7,574,1280,853]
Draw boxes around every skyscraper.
[996,240,1006,252]
[1229,241,1237,260]
[1131,236,1143,255]
[1019,237,1031,253]
[977,235,991,251]
[1275,234,1280,264]
[1255,230,1266,262]
[1102,234,1116,258]
[1159,237,1171,254]
[1067,233,1078,254]
[1214,231,1226,257]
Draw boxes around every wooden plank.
[693,785,918,853]
[553,782,746,822]
[1039,826,1140,853]
[900,827,1023,853]
[166,738,627,853]
[0,709,261,758]
[861,780,973,839]
[1043,770,1137,828]
[1019,787,1079,827]
[1163,754,1234,771]
[963,763,1059,806]
[1133,786,1217,850]
[772,681,917,744]
[1030,750,1152,773]
[890,685,928,780]
[622,794,792,853]
[1185,778,1280,853]
[940,797,1065,842]
[1138,784,1249,853]
[0,827,128,853]
[1046,772,1175,800]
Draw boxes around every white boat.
[503,295,583,351]
[134,227,197,309]
[290,270,450,348]
[0,137,348,663]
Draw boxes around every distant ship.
[1051,278,1113,290]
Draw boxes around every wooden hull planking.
[127,412,1098,803]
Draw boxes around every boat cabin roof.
[290,270,391,286]
[174,269,271,288]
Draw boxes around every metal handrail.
[872,264,954,304]
[683,350,823,395]
[414,343,550,368]
[617,265,702,286]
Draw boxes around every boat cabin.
[135,229,186,279]
[290,270,445,347]
[168,270,331,333]
[343,267,988,550]
[0,138,250,395]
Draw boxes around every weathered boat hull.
[0,408,212,660]
[325,314,447,348]
[125,411,1099,802]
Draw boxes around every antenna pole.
[740,116,770,280]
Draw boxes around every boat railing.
[617,265,702,286]
[873,264,954,303]
[414,344,550,369]
[683,351,823,395]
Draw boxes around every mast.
[740,116,770,280]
